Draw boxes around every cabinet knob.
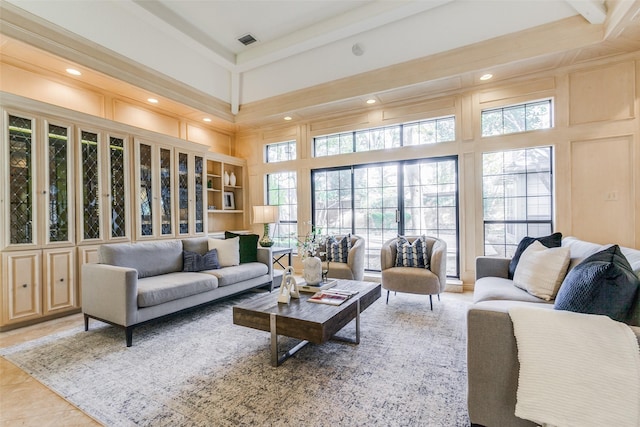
[59,278,64,282]
[22,284,28,288]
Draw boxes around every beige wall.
[239,52,640,285]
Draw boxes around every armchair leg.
[429,295,433,311]
[386,290,390,304]
[437,293,440,301]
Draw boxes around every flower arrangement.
[295,222,327,260]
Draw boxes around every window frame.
[480,98,554,137]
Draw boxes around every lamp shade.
[253,205,279,224]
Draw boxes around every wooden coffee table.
[233,280,381,366]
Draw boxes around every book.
[307,288,358,306]
[298,279,338,293]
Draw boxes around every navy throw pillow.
[508,232,562,279]
[224,231,259,263]
[554,245,640,323]
[183,249,219,272]
[327,235,350,263]
[395,236,429,269]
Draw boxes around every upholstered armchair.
[323,235,365,281]
[380,236,447,310]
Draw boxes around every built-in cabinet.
[0,101,243,330]
[206,155,246,234]
[1,111,78,327]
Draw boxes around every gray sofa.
[467,237,640,427]
[82,237,272,346]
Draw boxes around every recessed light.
[147,98,159,104]
[480,73,493,81]
[366,99,376,104]
[66,68,81,76]
[203,118,212,122]
[284,116,292,121]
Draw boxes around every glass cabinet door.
[46,123,72,244]
[177,152,189,235]
[79,130,102,241]
[138,142,153,237]
[159,147,172,236]
[194,155,204,234]
[108,136,128,239]
[7,114,36,246]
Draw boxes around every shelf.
[207,188,221,192]
[224,185,242,189]
[207,209,243,214]
[207,173,221,178]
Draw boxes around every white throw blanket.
[509,307,640,427]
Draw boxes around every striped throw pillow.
[395,236,429,269]
[327,235,351,263]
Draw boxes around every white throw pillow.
[208,237,239,267]
[513,240,571,301]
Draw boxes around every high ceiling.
[1,0,640,126]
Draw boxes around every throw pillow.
[554,245,640,323]
[327,235,351,263]
[508,232,562,279]
[182,249,220,272]
[224,231,259,263]
[395,236,429,269]
[208,237,240,267]
[513,241,571,301]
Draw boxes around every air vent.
[238,34,257,46]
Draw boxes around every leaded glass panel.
[48,124,69,242]
[110,137,126,238]
[139,143,153,236]
[194,156,204,233]
[178,152,189,234]
[81,131,100,239]
[9,115,34,244]
[160,148,172,235]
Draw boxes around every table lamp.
[253,205,279,247]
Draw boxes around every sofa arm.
[476,256,510,280]
[467,304,538,427]
[82,263,139,327]
[257,247,273,279]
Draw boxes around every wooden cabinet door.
[2,251,42,325]
[43,248,76,314]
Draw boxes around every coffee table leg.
[270,312,309,367]
[332,298,361,344]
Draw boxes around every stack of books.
[308,288,359,306]
[298,279,338,293]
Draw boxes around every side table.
[271,246,293,289]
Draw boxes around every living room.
[1,0,640,425]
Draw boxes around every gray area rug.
[1,291,470,426]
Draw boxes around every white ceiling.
[4,0,623,121]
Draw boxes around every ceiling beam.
[565,0,607,24]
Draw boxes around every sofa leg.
[386,290,390,304]
[84,314,89,331]
[125,327,133,347]
[429,295,433,311]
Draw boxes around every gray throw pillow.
[182,249,220,272]
[508,232,562,279]
[554,245,640,323]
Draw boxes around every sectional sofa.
[467,237,640,427]
[82,237,272,346]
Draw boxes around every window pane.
[482,99,553,137]
[267,171,297,249]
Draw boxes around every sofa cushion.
[100,240,183,278]
[208,237,240,267]
[224,231,259,263]
[473,277,551,304]
[182,237,209,255]
[508,232,562,279]
[555,245,640,323]
[137,272,218,307]
[202,262,269,287]
[182,249,219,272]
[395,236,428,268]
[327,234,351,263]
[513,241,570,301]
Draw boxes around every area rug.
[1,292,470,426]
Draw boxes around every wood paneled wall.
[240,52,640,285]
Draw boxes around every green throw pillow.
[224,231,259,263]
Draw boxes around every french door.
[312,156,459,276]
